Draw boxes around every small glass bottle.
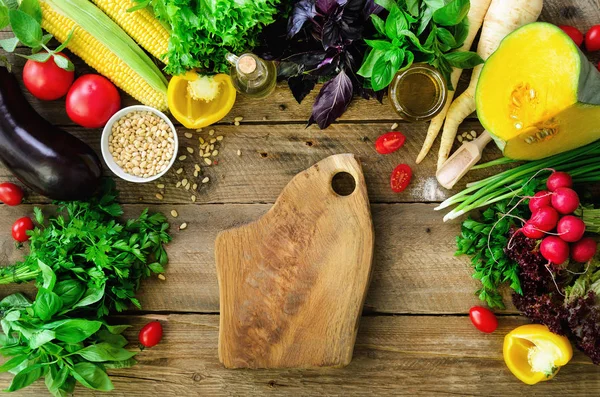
[388,63,448,122]
[225,53,277,99]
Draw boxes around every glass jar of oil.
[226,53,277,99]
[388,63,448,122]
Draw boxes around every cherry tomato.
[22,53,74,101]
[139,321,163,348]
[585,25,600,52]
[469,306,498,333]
[66,75,120,128]
[375,132,406,154]
[0,183,24,206]
[12,217,34,243]
[390,164,412,193]
[558,25,584,47]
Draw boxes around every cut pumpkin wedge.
[476,22,600,160]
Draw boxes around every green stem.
[472,157,519,170]
[0,264,40,285]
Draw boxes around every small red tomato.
[585,25,600,52]
[469,306,498,333]
[66,75,120,128]
[139,321,163,348]
[559,25,584,47]
[375,132,406,154]
[390,164,412,193]
[22,53,74,101]
[0,183,24,206]
[12,217,34,243]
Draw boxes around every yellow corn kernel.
[41,0,167,110]
[91,0,169,63]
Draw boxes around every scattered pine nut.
[237,150,242,156]
[199,137,205,144]
[234,116,244,122]
[185,184,191,191]
[178,155,187,161]
[391,123,398,130]
[158,274,166,281]
[196,128,203,132]
[156,193,164,200]
[156,183,165,189]
[193,170,199,177]
[176,181,182,188]
[234,121,240,126]
[210,138,216,144]
[194,164,201,172]
[202,177,210,183]
[187,147,194,154]
[184,132,193,139]
[179,223,188,230]
[192,183,198,190]
[212,150,219,156]
[470,131,477,138]
[457,136,464,143]
[209,129,215,136]
[181,178,188,186]
[216,136,223,141]
[191,195,196,203]
[205,158,212,165]
[170,210,179,218]
[176,168,183,174]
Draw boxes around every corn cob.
[91,0,169,63]
[41,0,168,111]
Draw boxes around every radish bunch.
[523,172,597,265]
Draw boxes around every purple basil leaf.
[308,70,353,129]
[316,0,345,15]
[363,0,383,17]
[288,0,317,38]
[288,75,318,104]
[284,51,328,70]
[322,18,342,49]
[278,62,303,79]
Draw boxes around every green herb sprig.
[358,0,483,92]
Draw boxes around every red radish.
[540,236,570,265]
[571,238,597,263]
[557,215,586,243]
[551,187,580,214]
[522,222,545,239]
[529,190,551,213]
[546,172,573,192]
[529,206,559,232]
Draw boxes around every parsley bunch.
[358,0,483,91]
[0,181,171,317]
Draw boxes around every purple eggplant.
[0,66,102,201]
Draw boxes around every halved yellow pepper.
[168,72,236,129]
[503,324,573,385]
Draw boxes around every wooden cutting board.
[215,154,374,369]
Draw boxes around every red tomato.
[22,53,74,101]
[12,217,34,243]
[0,183,24,206]
[139,321,163,348]
[375,132,406,154]
[559,25,584,47]
[66,75,120,128]
[390,164,412,193]
[585,25,600,52]
[469,306,498,333]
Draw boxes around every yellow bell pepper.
[168,72,236,129]
[503,324,573,385]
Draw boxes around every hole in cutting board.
[331,172,356,196]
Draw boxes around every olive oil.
[388,63,447,122]
[226,53,277,99]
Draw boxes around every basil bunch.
[358,0,483,91]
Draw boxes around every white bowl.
[101,105,178,183]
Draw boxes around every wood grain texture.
[0,203,509,315]
[216,154,374,368]
[0,315,597,396]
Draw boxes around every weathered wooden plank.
[0,203,514,315]
[0,122,503,205]
[0,315,597,396]
[540,0,600,32]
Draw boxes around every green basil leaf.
[103,358,137,369]
[42,342,63,356]
[76,342,137,362]
[443,51,484,69]
[0,345,28,357]
[4,363,45,392]
[33,288,63,321]
[385,6,407,40]
[54,320,102,343]
[72,285,105,309]
[18,51,51,63]
[433,0,470,26]
[103,324,130,335]
[71,362,114,391]
[453,18,469,48]
[64,342,84,354]
[371,56,396,92]
[364,39,393,51]
[53,279,85,308]
[0,36,17,52]
[0,5,9,29]
[370,14,385,36]
[38,260,56,291]
[18,0,41,24]
[399,30,435,54]
[3,310,20,322]
[436,27,457,48]
[29,329,56,349]
[97,329,128,347]
[52,53,74,72]
[406,0,419,16]
[45,364,69,396]
[0,355,28,373]
[53,28,73,53]
[358,48,385,78]
[0,293,31,310]
[374,0,395,12]
[8,9,42,47]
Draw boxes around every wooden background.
[1,0,600,395]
